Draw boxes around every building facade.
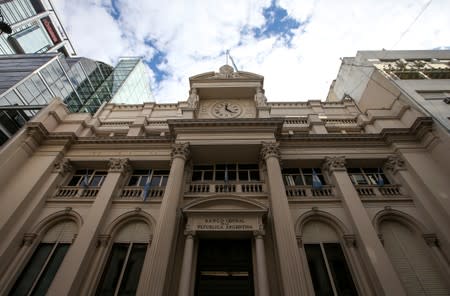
[327,50,450,132]
[0,0,75,57]
[0,64,449,296]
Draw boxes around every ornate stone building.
[0,64,449,295]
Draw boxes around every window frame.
[282,168,326,187]
[347,167,390,186]
[126,169,170,187]
[191,164,260,183]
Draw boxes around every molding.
[260,141,280,160]
[53,158,73,174]
[323,156,346,172]
[108,158,131,173]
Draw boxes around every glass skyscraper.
[0,54,153,145]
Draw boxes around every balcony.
[285,185,337,199]
[355,184,405,198]
[51,186,100,200]
[186,182,266,195]
[116,186,165,201]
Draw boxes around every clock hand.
[225,104,236,113]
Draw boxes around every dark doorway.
[195,239,254,296]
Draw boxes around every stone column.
[178,231,195,296]
[47,158,130,296]
[260,142,306,296]
[324,156,406,296]
[137,143,190,296]
[384,155,450,253]
[254,231,270,296]
[0,158,73,277]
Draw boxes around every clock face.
[211,102,242,118]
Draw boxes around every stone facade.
[0,65,449,296]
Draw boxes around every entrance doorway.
[195,239,254,296]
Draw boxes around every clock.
[211,102,242,118]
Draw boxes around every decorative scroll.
[171,143,190,161]
[323,156,346,172]
[53,158,72,174]
[384,154,406,172]
[108,158,131,173]
[423,233,439,247]
[260,142,280,160]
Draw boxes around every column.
[178,231,195,296]
[324,156,406,296]
[0,158,73,277]
[384,154,450,252]
[254,231,270,296]
[47,158,130,296]
[137,143,190,296]
[260,142,307,296]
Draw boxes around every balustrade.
[285,185,336,198]
[187,182,265,194]
[355,184,404,198]
[52,186,99,199]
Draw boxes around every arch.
[31,209,83,236]
[295,210,350,236]
[105,209,156,238]
[372,209,431,235]
[183,196,268,213]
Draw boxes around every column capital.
[384,154,406,173]
[296,235,303,248]
[260,141,280,160]
[53,158,73,175]
[23,233,38,246]
[423,233,439,247]
[108,158,131,173]
[343,234,357,248]
[171,142,190,161]
[184,230,196,237]
[323,156,346,172]
[253,230,266,238]
[96,234,111,247]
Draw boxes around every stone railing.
[187,182,265,194]
[52,186,100,199]
[100,121,133,127]
[116,186,165,200]
[355,184,404,198]
[283,117,309,125]
[285,185,335,198]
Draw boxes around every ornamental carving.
[323,156,346,172]
[23,233,37,246]
[423,233,439,247]
[171,143,190,160]
[260,142,280,160]
[97,234,111,247]
[53,158,72,174]
[343,234,357,248]
[255,87,267,107]
[384,154,406,172]
[108,158,131,173]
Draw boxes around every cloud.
[54,0,450,103]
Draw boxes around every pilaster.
[260,141,307,296]
[47,158,130,296]
[323,156,406,296]
[177,230,196,296]
[137,143,190,296]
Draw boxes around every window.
[302,221,358,296]
[96,222,149,295]
[127,169,169,187]
[304,243,358,296]
[10,220,76,295]
[67,170,107,187]
[191,164,260,182]
[347,168,389,185]
[282,168,325,186]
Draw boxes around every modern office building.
[0,64,449,296]
[0,0,75,56]
[0,54,152,145]
[327,50,450,132]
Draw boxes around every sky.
[53,0,450,103]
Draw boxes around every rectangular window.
[192,164,260,182]
[282,168,326,186]
[10,243,70,296]
[304,243,358,296]
[67,170,107,187]
[96,243,147,295]
[347,168,389,185]
[126,169,169,187]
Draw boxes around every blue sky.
[54,0,449,103]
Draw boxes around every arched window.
[95,221,150,295]
[380,220,450,295]
[10,220,77,296]
[302,220,358,296]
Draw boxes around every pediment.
[183,197,267,213]
[189,66,264,85]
